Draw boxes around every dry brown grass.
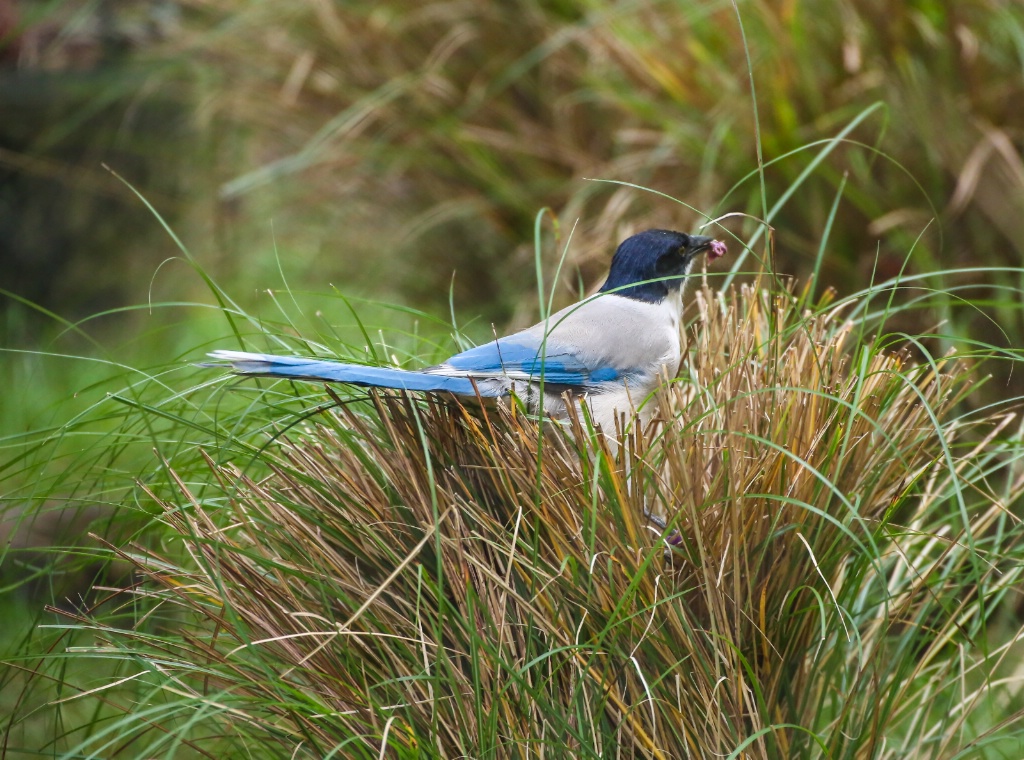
[75,281,1024,758]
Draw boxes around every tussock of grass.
[54,282,1024,758]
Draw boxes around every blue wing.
[435,337,620,387]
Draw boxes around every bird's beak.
[687,234,727,261]
[687,235,715,253]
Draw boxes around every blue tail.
[205,350,486,395]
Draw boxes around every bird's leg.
[642,507,666,530]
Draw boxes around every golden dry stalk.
[126,282,1010,758]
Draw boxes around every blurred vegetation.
[175,0,1024,321]
[2,0,1024,755]
[5,0,1024,326]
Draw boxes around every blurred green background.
[2,0,1023,665]
[5,0,1023,333]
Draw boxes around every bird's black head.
[598,229,718,303]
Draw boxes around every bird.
[206,229,727,432]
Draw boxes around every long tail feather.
[204,350,488,395]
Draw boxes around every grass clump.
[25,280,1022,758]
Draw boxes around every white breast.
[524,290,685,429]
